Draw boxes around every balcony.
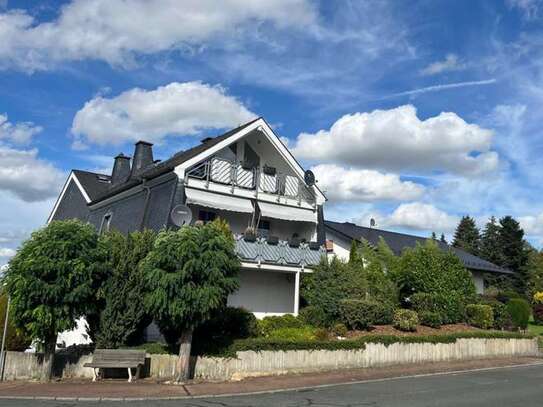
[186,157,316,208]
[234,235,325,269]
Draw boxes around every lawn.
[527,322,543,336]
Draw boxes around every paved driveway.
[2,363,543,407]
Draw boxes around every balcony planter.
[309,241,321,251]
[288,237,301,248]
[243,227,257,242]
[267,235,279,245]
[263,165,277,176]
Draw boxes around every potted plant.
[244,226,256,242]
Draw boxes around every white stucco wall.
[326,229,352,262]
[228,268,296,318]
[471,270,485,294]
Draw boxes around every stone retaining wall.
[2,338,539,382]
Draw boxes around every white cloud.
[0,144,65,201]
[312,164,424,202]
[71,81,256,146]
[420,54,466,76]
[506,0,541,20]
[293,105,498,177]
[0,113,42,145]
[358,202,459,233]
[0,0,316,71]
[0,247,15,257]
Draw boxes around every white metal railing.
[186,156,316,205]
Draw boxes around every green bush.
[419,311,442,328]
[497,290,522,304]
[466,304,494,329]
[192,307,258,355]
[393,309,419,332]
[372,301,395,325]
[480,299,511,330]
[131,342,171,354]
[298,306,327,328]
[265,326,317,341]
[315,328,330,341]
[210,331,533,357]
[257,314,304,337]
[333,323,348,337]
[338,299,381,330]
[506,298,531,330]
[411,292,466,324]
[394,240,476,302]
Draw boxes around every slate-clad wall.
[87,173,177,234]
[51,180,90,222]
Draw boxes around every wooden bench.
[83,349,146,382]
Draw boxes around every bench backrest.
[92,349,146,365]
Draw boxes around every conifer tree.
[452,216,480,255]
[480,216,503,266]
[440,233,447,244]
[499,216,529,293]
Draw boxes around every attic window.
[100,213,112,234]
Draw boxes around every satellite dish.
[170,204,193,227]
[304,170,316,186]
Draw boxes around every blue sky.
[2,0,543,265]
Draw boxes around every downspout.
[139,180,152,231]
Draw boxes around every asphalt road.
[2,363,543,407]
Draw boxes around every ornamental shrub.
[394,240,476,302]
[533,291,543,304]
[393,309,419,332]
[338,299,381,330]
[373,301,395,325]
[314,328,330,341]
[479,298,512,330]
[419,311,442,328]
[257,314,304,337]
[506,298,531,330]
[298,306,327,328]
[265,326,317,341]
[497,290,521,304]
[411,292,466,324]
[333,323,348,337]
[466,304,494,329]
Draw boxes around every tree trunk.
[175,328,193,383]
[41,334,57,382]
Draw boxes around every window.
[198,210,216,223]
[100,213,112,234]
[257,219,270,237]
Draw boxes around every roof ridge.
[325,220,437,242]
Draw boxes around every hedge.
[210,331,534,358]
[466,304,494,330]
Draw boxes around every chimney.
[111,153,131,185]
[131,141,154,177]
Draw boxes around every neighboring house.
[49,117,327,326]
[324,220,512,294]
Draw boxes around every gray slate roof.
[235,236,325,267]
[72,170,111,201]
[325,220,512,275]
[88,118,261,204]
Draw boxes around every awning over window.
[258,201,317,223]
[185,188,254,213]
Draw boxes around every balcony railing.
[186,157,316,205]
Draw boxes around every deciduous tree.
[3,220,105,380]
